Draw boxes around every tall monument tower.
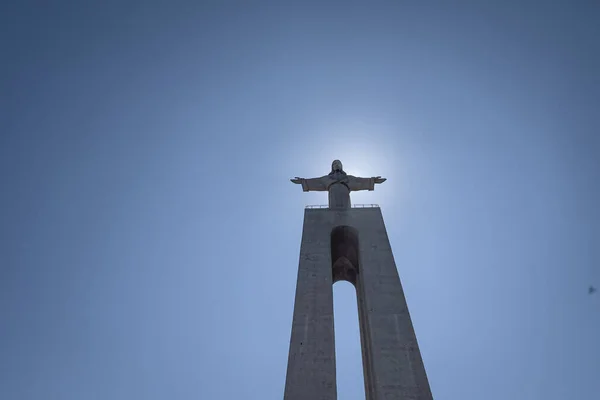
[284,160,433,400]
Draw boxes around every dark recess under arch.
[330,225,360,285]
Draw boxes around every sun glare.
[281,114,411,211]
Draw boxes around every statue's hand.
[374,176,386,184]
[290,177,304,184]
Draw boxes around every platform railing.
[305,204,380,209]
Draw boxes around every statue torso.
[326,171,349,189]
[325,171,351,208]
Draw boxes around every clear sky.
[1,1,599,399]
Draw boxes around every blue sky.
[1,1,599,399]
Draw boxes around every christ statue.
[290,160,386,209]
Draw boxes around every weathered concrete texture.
[283,207,433,400]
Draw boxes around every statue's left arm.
[347,175,386,191]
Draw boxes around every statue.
[291,160,386,209]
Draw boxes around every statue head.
[331,160,343,172]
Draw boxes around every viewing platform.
[305,204,380,209]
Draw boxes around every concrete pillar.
[283,207,433,400]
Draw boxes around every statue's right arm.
[290,176,328,192]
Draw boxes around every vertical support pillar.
[355,208,433,399]
[283,210,336,400]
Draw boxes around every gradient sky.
[1,1,599,399]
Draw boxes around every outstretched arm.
[346,175,386,191]
[290,176,328,192]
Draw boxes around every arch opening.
[333,281,366,400]
[331,225,366,398]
